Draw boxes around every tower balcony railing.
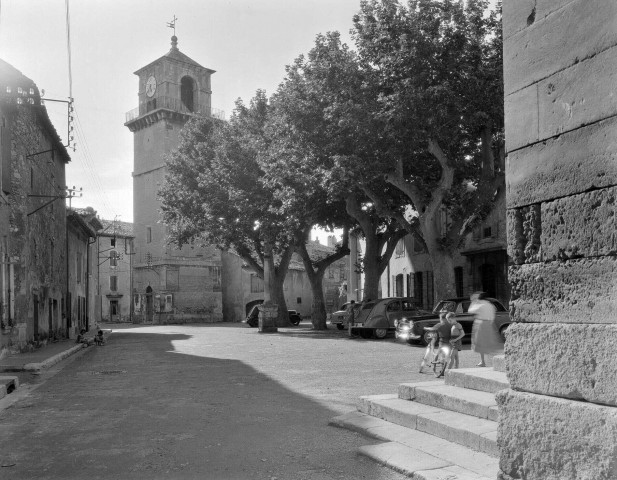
[125,95,225,123]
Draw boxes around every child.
[94,330,106,346]
[447,312,464,369]
[76,329,94,346]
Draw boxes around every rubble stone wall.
[500,1,617,478]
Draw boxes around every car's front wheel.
[421,331,432,346]
[374,328,388,339]
[336,324,344,330]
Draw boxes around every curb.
[22,344,85,372]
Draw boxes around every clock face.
[145,76,157,97]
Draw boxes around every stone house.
[0,59,70,351]
[95,218,134,323]
[380,191,508,310]
[66,209,101,335]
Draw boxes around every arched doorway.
[145,286,153,323]
[180,76,195,112]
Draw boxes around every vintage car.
[329,302,353,330]
[350,297,433,339]
[244,304,301,327]
[395,297,511,345]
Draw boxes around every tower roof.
[134,36,216,75]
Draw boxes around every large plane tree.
[352,0,504,300]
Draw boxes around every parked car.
[350,298,433,339]
[329,302,352,330]
[244,304,301,327]
[395,297,511,345]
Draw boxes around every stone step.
[357,394,498,456]
[492,354,506,373]
[0,376,18,399]
[445,367,509,394]
[330,411,498,479]
[399,382,499,422]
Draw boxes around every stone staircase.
[330,355,508,479]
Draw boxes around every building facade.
[0,59,70,352]
[380,192,509,310]
[95,218,134,323]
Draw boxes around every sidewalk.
[0,339,85,373]
[0,327,113,373]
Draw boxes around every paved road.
[0,322,495,479]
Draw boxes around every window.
[250,274,264,293]
[328,267,334,279]
[76,252,82,284]
[110,250,117,267]
[386,301,400,312]
[395,274,404,297]
[402,300,417,312]
[414,272,423,305]
[110,276,118,291]
[339,265,346,281]
[413,238,425,254]
[297,297,302,304]
[180,76,195,112]
[146,227,152,244]
[483,226,493,238]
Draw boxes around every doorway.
[33,294,39,340]
[110,300,119,322]
[145,286,153,323]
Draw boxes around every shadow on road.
[0,328,408,480]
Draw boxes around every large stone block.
[497,389,617,480]
[507,186,617,263]
[504,84,539,153]
[506,205,541,265]
[504,0,617,95]
[506,116,617,208]
[541,186,617,260]
[505,323,617,405]
[502,0,577,40]
[509,257,617,324]
[505,45,617,153]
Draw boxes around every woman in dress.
[468,291,504,367]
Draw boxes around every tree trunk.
[361,235,381,301]
[308,273,327,330]
[262,242,290,327]
[422,224,458,302]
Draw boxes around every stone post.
[499,1,617,479]
[258,302,278,333]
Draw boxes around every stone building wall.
[498,1,617,479]
[9,104,67,346]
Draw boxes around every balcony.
[125,95,225,123]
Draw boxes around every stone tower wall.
[499,1,617,479]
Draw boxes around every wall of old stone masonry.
[498,1,617,479]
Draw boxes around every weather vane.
[167,15,177,35]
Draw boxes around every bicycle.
[418,329,439,374]
[418,327,453,378]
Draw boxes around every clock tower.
[125,36,224,323]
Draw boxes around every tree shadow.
[0,329,406,480]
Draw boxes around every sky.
[0,0,362,243]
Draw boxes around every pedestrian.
[346,300,356,338]
[446,312,464,369]
[94,330,106,346]
[468,291,503,367]
[435,312,451,347]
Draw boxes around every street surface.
[0,322,494,479]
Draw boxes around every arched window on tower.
[180,76,195,112]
